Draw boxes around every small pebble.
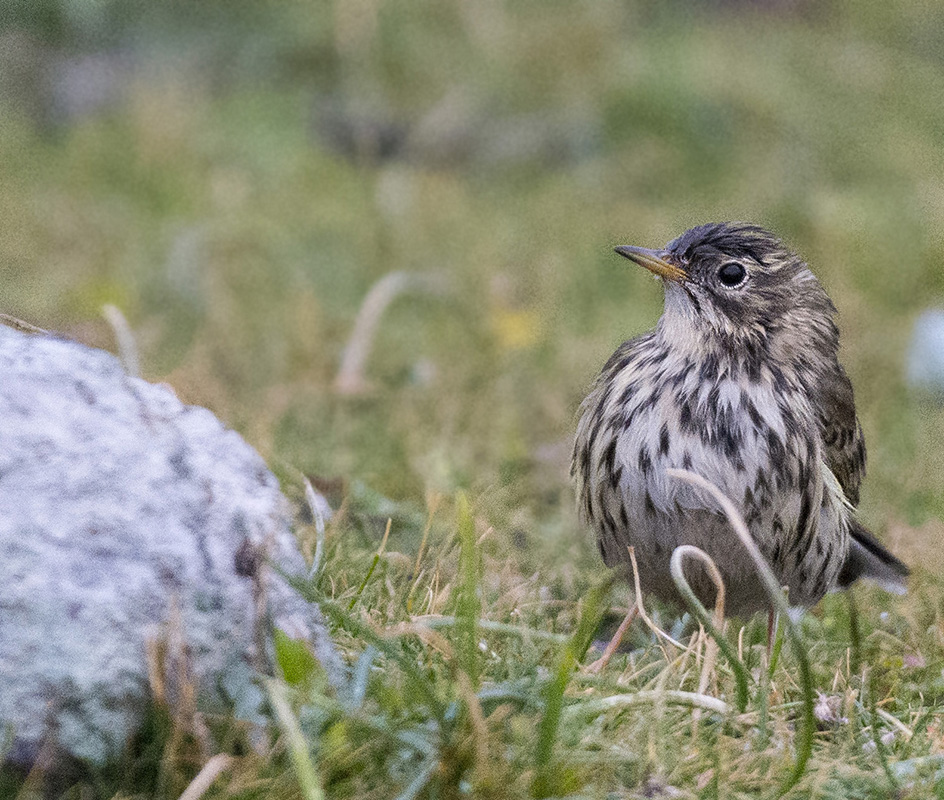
[906,310,944,396]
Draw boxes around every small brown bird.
[573,223,908,625]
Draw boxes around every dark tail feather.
[837,520,910,594]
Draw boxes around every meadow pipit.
[573,223,909,625]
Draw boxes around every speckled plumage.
[572,223,908,617]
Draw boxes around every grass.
[4,0,944,797]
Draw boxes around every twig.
[583,604,638,673]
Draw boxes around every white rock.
[0,325,339,765]
[907,310,944,395]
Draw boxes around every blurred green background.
[2,0,943,562]
[8,2,944,797]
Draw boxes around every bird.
[572,222,909,645]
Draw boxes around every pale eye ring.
[717,261,747,288]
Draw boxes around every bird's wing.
[819,367,910,590]
[816,365,866,507]
[572,336,652,567]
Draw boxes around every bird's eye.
[717,262,747,288]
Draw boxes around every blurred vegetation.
[3,0,944,797]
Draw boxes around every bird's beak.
[614,245,687,283]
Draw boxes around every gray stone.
[907,309,944,397]
[0,324,339,765]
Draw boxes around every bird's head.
[616,222,837,353]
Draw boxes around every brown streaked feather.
[573,222,910,618]
[816,365,866,506]
[571,335,649,567]
[818,367,909,589]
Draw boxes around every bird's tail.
[837,519,910,594]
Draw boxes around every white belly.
[577,361,848,616]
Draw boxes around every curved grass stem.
[666,468,816,796]
[565,689,730,719]
[668,545,750,713]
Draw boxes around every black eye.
[717,262,747,287]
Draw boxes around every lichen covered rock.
[0,325,337,765]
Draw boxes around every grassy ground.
[4,1,944,797]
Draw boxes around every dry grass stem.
[413,493,442,576]
[386,621,455,659]
[666,470,774,600]
[583,605,639,674]
[334,271,449,395]
[177,754,234,800]
[102,303,140,377]
[0,313,47,335]
[669,545,726,726]
[303,478,333,578]
[666,468,817,792]
[627,546,687,651]
[564,689,731,719]
[876,707,914,740]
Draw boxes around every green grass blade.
[768,613,785,674]
[394,757,439,800]
[867,668,901,794]
[668,546,751,712]
[756,638,770,749]
[531,575,613,799]
[317,597,448,725]
[266,679,325,800]
[348,518,391,610]
[847,590,863,679]
[455,492,482,688]
[347,644,378,710]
